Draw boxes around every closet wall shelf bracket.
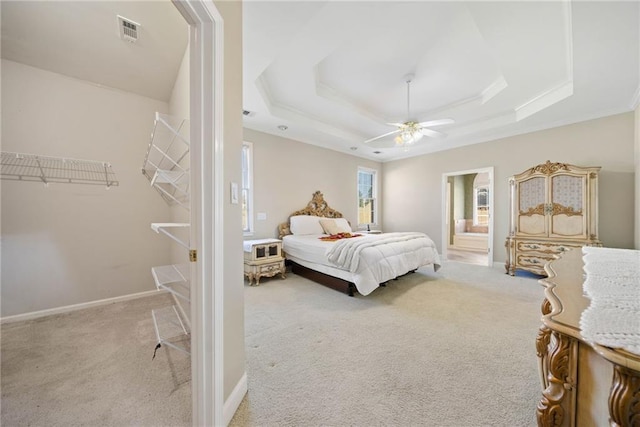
[151,223,190,249]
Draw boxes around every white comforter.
[326,232,441,295]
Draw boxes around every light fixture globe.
[364,75,454,148]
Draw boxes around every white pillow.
[319,218,352,235]
[289,215,325,235]
[334,218,353,233]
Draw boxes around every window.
[474,187,489,226]
[473,173,490,226]
[242,142,253,234]
[357,167,377,226]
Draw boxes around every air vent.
[242,109,256,117]
[117,15,140,43]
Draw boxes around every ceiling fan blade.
[418,118,454,127]
[364,129,401,143]
[420,128,447,138]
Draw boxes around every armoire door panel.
[550,175,585,212]
[517,177,548,236]
[519,213,547,236]
[519,177,546,212]
[549,174,588,239]
[551,214,586,238]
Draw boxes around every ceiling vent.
[242,109,256,117]
[117,15,140,43]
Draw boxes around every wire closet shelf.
[141,112,190,210]
[1,152,119,188]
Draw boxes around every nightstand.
[243,239,286,285]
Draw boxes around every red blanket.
[319,232,363,241]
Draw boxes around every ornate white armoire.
[505,161,601,276]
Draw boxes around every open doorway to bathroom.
[442,167,494,267]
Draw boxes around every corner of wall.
[635,105,640,249]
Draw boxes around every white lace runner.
[580,246,640,355]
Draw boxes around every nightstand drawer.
[257,260,284,274]
[243,239,282,262]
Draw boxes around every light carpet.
[231,260,544,427]
[1,260,544,427]
[1,293,191,427]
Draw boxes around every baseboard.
[1,289,166,324]
[224,372,248,426]
[492,261,506,270]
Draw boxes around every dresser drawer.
[516,253,557,275]
[517,241,582,255]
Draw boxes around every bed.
[278,191,441,296]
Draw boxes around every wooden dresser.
[536,249,640,426]
[243,239,286,285]
[506,161,601,276]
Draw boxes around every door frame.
[441,167,495,266]
[171,1,224,426]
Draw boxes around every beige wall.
[383,112,636,264]
[635,105,640,249]
[215,0,246,404]
[0,59,172,316]
[243,129,382,238]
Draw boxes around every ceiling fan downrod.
[404,73,415,121]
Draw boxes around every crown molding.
[255,74,364,142]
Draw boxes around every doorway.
[442,167,494,267]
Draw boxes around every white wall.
[383,112,636,264]
[243,129,383,238]
[1,59,172,317]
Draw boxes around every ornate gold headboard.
[278,191,343,238]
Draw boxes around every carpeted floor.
[1,293,191,427]
[1,260,544,426]
[230,260,544,427]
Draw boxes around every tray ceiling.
[243,1,640,161]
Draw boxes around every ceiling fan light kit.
[393,121,423,146]
[365,74,454,148]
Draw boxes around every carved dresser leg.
[537,331,577,427]
[537,299,553,391]
[609,365,640,427]
[537,325,552,391]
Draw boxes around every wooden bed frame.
[278,191,358,296]
[289,261,357,297]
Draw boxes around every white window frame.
[242,142,254,235]
[473,185,489,226]
[357,167,378,227]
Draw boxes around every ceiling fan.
[364,74,454,147]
